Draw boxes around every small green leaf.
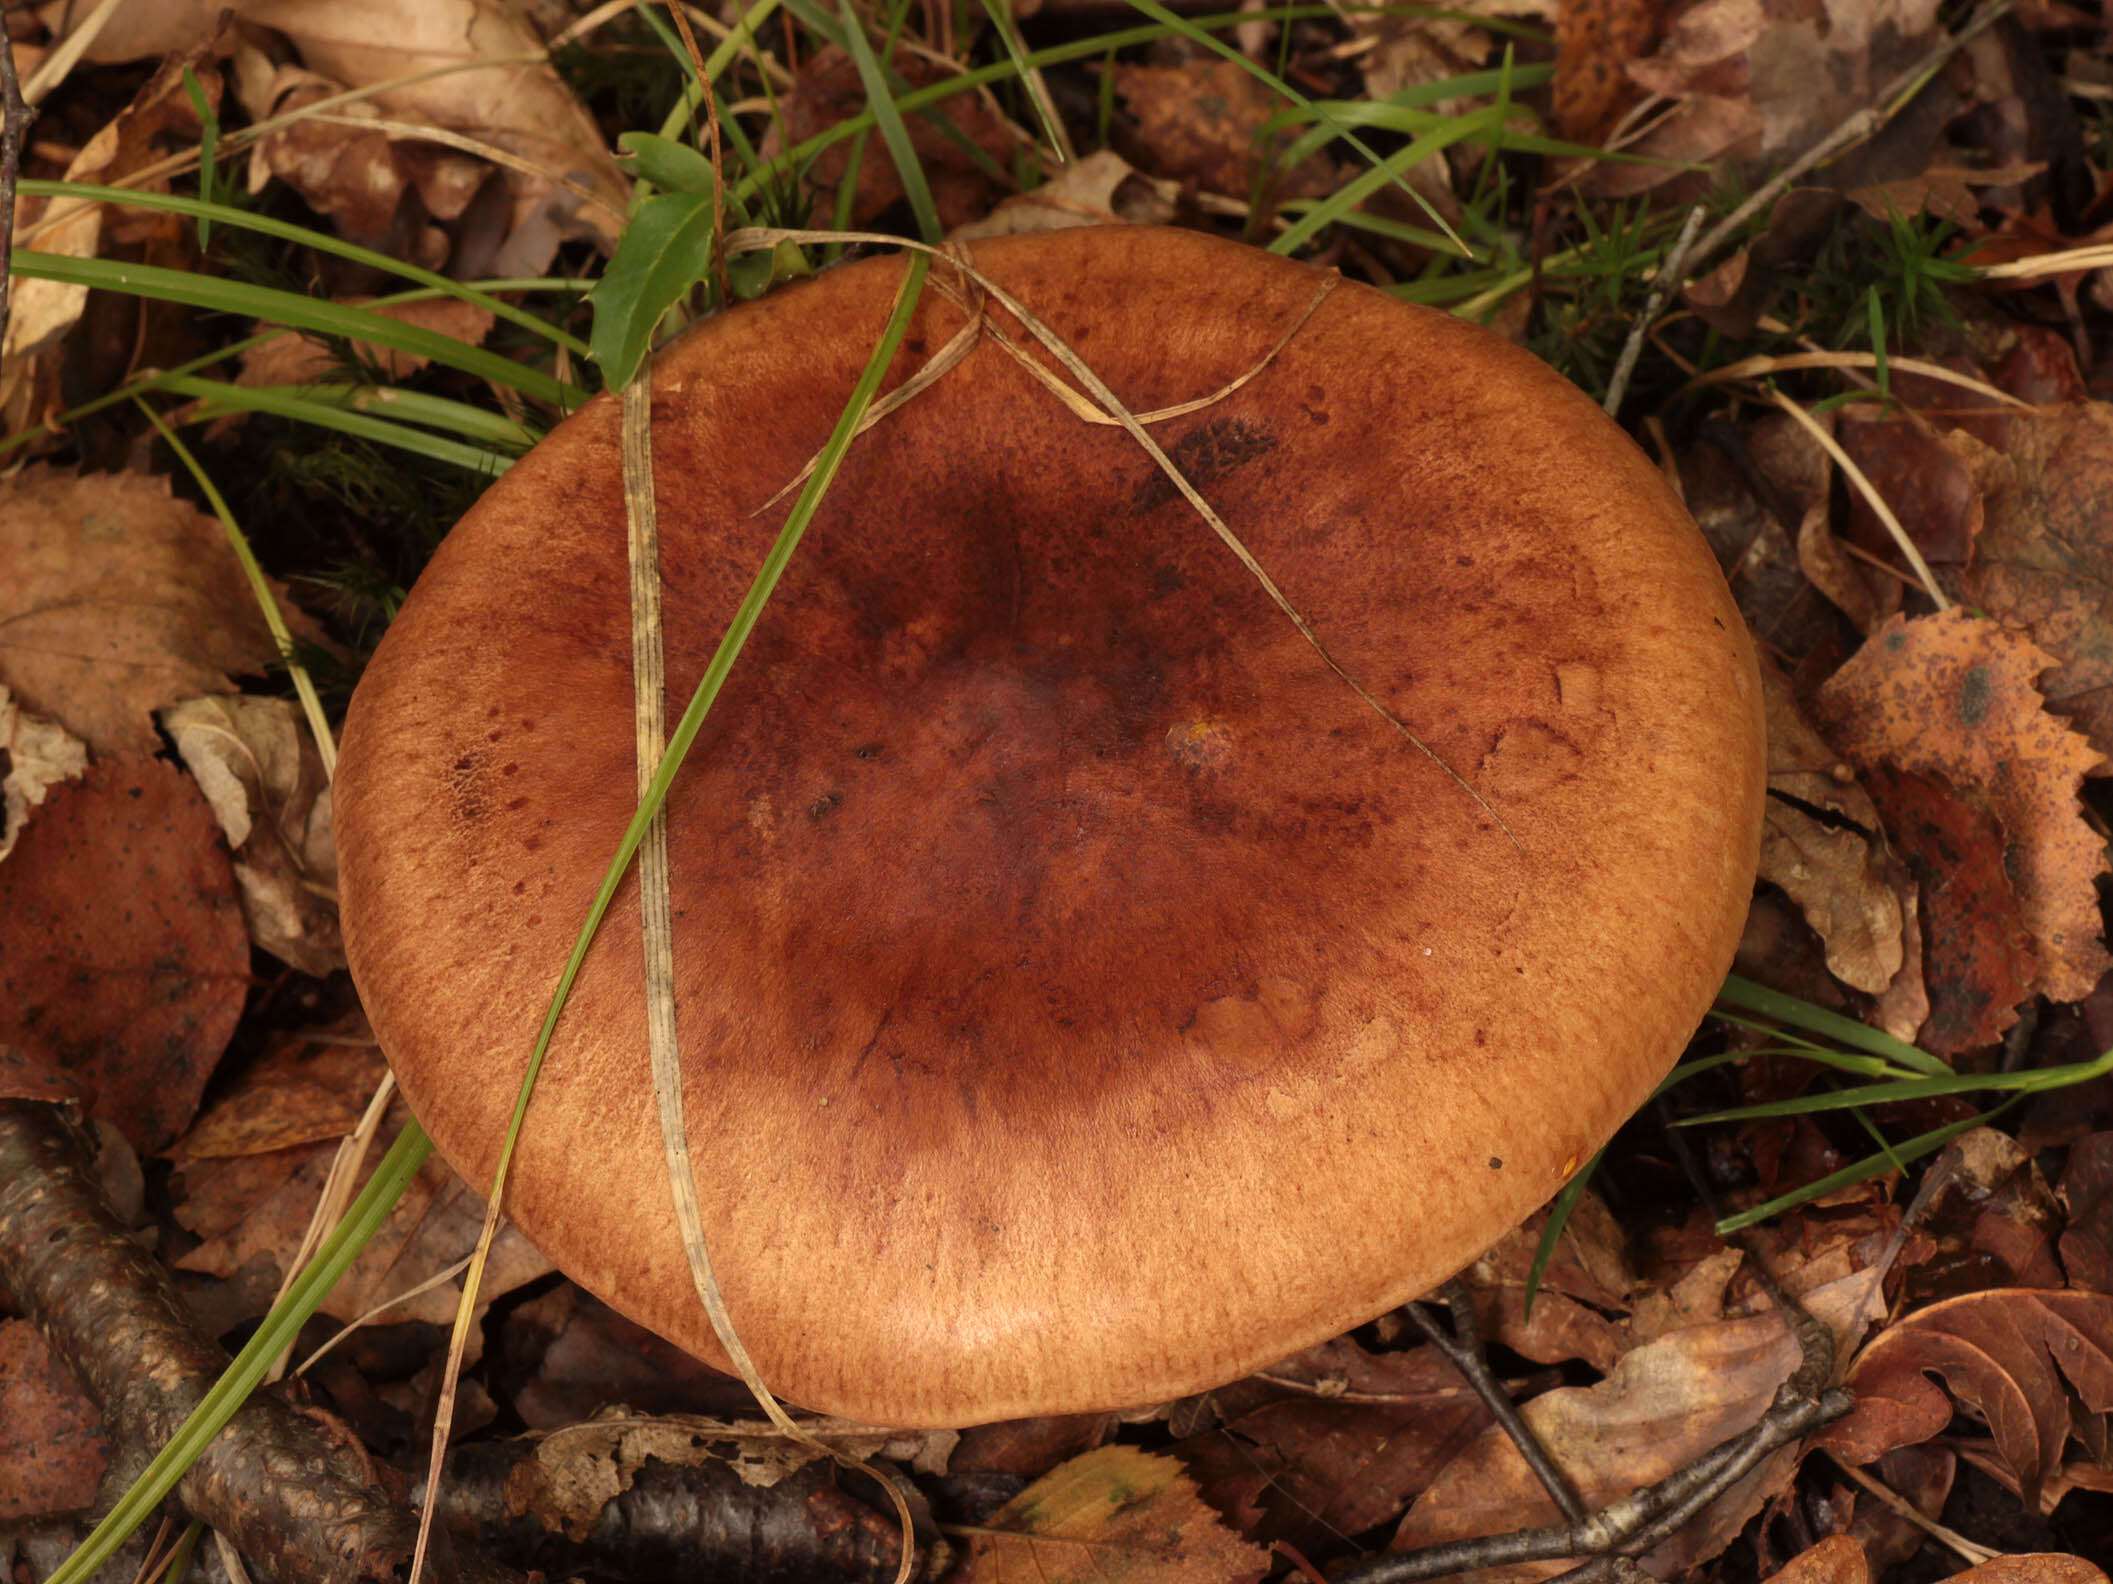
[590,188,719,386]
[618,132,722,196]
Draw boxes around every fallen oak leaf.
[0,467,323,757]
[967,1445,1270,1584]
[1815,610,2110,1002]
[1821,1289,2113,1515]
[0,684,85,864]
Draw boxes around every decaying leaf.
[172,1025,386,1161]
[1113,60,1336,201]
[1943,1559,2110,1584]
[1860,765,2036,1052]
[1955,403,2113,762]
[507,1413,955,1544]
[968,1445,1270,1584]
[950,151,1176,240]
[774,46,1018,230]
[1392,1271,1882,1578]
[51,0,626,267]
[1177,1338,1493,1552]
[0,1321,106,1521]
[2,46,215,367]
[2058,1131,2113,1292]
[1761,1534,1870,1584]
[0,467,318,756]
[1463,1192,1635,1371]
[1552,0,1664,143]
[162,695,340,975]
[0,757,249,1152]
[1826,1289,2113,1513]
[234,296,497,389]
[175,1112,552,1341]
[1816,610,2110,1002]
[1759,667,1904,994]
[0,685,86,865]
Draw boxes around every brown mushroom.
[335,226,1765,1429]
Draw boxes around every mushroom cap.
[336,226,1764,1428]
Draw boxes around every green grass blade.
[732,5,1345,209]
[180,68,218,249]
[18,180,589,358]
[1713,1106,2001,1234]
[9,249,583,408]
[156,375,525,471]
[1678,1046,2113,1125]
[1714,975,1952,1076]
[47,1122,434,1584]
[837,0,943,242]
[1121,0,1464,253]
[1271,106,1499,256]
[485,254,934,1318]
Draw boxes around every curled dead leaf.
[1758,667,1905,995]
[1825,1288,2113,1515]
[162,695,341,975]
[0,686,86,864]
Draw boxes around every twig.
[1406,1281,1589,1526]
[0,1101,524,1584]
[1602,203,1705,419]
[0,22,33,351]
[1334,1352,1849,1583]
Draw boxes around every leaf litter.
[16,0,2113,1578]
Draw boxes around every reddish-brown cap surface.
[336,226,1765,1428]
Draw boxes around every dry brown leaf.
[1761,1535,1870,1584]
[235,296,497,389]
[1860,766,2036,1053]
[51,0,625,263]
[1945,1559,2109,1584]
[0,685,86,865]
[0,1320,106,1521]
[172,1026,385,1161]
[1759,667,1904,995]
[504,1284,764,1429]
[1839,415,1983,571]
[775,47,1017,231]
[3,48,213,367]
[1825,1289,2113,1513]
[0,467,316,756]
[2058,1132,2113,1292]
[1392,1271,1883,1580]
[1815,610,2110,1001]
[1113,60,1335,201]
[0,757,249,1152]
[1553,0,1664,143]
[1954,404,2113,763]
[175,1113,552,1339]
[1463,1193,1634,1371]
[949,150,1176,240]
[968,1445,1270,1584]
[1178,1339,1493,1551]
[162,695,340,974]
